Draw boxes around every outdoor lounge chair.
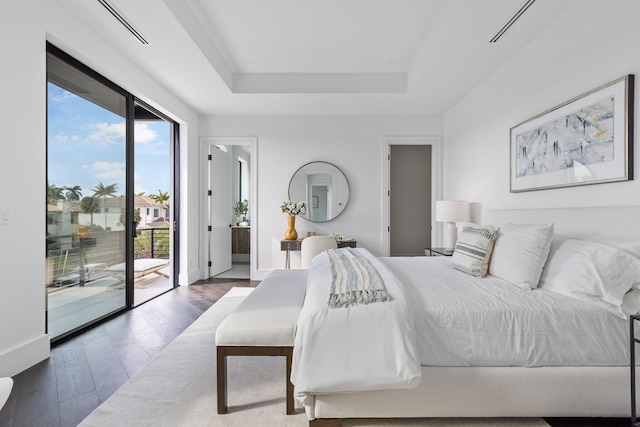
[105,258,170,289]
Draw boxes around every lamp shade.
[435,200,470,223]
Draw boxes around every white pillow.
[539,237,640,319]
[451,223,499,277]
[489,223,554,289]
[555,232,640,259]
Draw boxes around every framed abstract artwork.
[510,75,634,192]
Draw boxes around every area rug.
[79,287,549,427]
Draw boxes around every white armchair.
[301,236,337,268]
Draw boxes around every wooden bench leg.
[216,347,228,414]
[285,347,294,415]
[217,345,295,415]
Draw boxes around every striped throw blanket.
[327,247,391,308]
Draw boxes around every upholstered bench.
[216,269,308,415]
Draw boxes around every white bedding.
[291,248,631,404]
[291,249,421,402]
[381,256,630,367]
[296,207,640,421]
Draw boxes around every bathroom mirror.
[288,161,350,222]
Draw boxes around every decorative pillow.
[451,223,499,277]
[538,236,640,319]
[489,223,554,289]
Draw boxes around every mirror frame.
[288,161,350,223]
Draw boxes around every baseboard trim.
[0,334,50,377]
[179,268,201,286]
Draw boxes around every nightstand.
[425,247,454,257]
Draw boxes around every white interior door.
[209,145,232,276]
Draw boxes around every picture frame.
[311,196,318,208]
[510,75,634,192]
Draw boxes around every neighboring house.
[46,203,63,236]
[133,195,170,229]
[47,196,169,233]
[46,202,78,237]
[96,195,169,230]
[147,216,171,228]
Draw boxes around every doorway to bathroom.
[202,137,257,280]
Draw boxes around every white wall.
[200,115,442,277]
[0,0,200,376]
[444,0,640,224]
[0,0,49,379]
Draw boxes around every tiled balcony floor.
[47,265,173,338]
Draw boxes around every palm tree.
[64,185,83,201]
[149,190,170,212]
[119,207,141,229]
[80,196,100,226]
[92,182,118,227]
[47,184,64,205]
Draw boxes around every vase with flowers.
[280,200,307,240]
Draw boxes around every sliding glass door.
[46,45,130,341]
[46,44,179,341]
[132,101,176,306]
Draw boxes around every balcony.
[46,228,173,338]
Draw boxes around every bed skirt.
[308,365,633,420]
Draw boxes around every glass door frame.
[131,99,180,305]
[46,43,180,343]
[46,43,132,343]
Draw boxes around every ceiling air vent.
[96,0,149,45]
[489,0,537,43]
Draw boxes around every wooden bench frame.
[216,345,295,415]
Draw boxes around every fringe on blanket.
[327,247,391,308]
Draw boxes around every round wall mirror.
[288,161,350,222]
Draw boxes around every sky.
[47,83,170,200]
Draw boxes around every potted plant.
[233,199,249,226]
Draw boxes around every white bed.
[292,206,640,426]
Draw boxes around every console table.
[280,239,356,269]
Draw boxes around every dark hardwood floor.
[0,277,630,427]
[0,278,256,427]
